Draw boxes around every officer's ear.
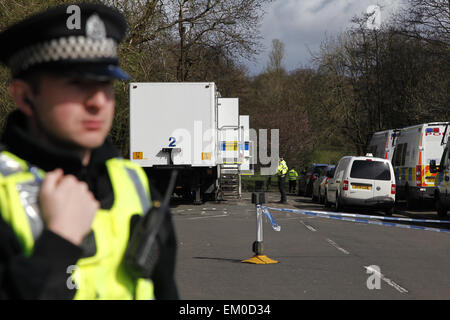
[8,79,35,117]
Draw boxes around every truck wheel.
[436,193,448,217]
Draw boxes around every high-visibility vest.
[0,151,154,300]
[288,169,298,181]
[277,160,288,176]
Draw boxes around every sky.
[246,0,404,75]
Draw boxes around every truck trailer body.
[130,82,219,203]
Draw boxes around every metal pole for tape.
[253,204,264,255]
[242,193,278,264]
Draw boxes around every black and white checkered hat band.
[8,35,118,75]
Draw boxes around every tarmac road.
[171,192,450,300]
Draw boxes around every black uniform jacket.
[0,110,178,300]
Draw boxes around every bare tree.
[266,38,285,73]
[394,0,450,46]
[113,0,273,80]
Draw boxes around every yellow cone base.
[242,255,279,264]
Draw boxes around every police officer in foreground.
[276,157,288,203]
[0,3,178,299]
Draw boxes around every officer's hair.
[16,71,43,95]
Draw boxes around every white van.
[367,129,400,161]
[326,155,396,215]
[430,139,450,217]
[391,122,449,208]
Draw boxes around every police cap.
[0,3,129,81]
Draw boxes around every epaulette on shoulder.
[0,148,24,177]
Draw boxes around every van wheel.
[385,207,394,216]
[436,193,448,217]
[335,193,344,212]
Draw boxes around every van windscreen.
[350,161,391,180]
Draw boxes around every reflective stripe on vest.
[277,161,288,175]
[288,170,298,181]
[0,152,154,300]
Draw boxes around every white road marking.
[300,220,317,232]
[364,266,409,294]
[326,238,350,255]
[188,214,228,220]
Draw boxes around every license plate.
[352,185,371,190]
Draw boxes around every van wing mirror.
[429,160,440,173]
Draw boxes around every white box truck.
[129,82,219,203]
[216,98,242,200]
[239,115,253,176]
[218,98,240,165]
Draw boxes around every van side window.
[335,159,347,178]
[339,159,349,176]
[401,143,407,166]
[393,144,402,166]
[393,143,408,166]
[441,148,449,169]
[334,161,343,177]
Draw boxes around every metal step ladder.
[218,164,241,200]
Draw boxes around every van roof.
[371,128,401,136]
[401,122,450,130]
[341,155,389,162]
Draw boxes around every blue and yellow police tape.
[261,206,450,234]
[261,206,281,231]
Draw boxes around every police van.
[367,129,400,160]
[391,122,449,208]
[430,139,450,217]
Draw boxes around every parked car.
[298,163,329,197]
[312,165,335,203]
[319,165,336,204]
[326,154,396,215]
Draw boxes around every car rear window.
[313,166,328,174]
[350,160,391,180]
